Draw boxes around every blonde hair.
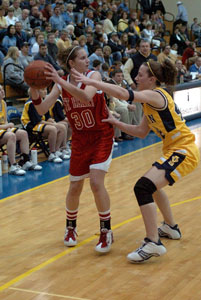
[4,46,19,61]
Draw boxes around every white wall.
[163,0,200,24]
[129,0,200,25]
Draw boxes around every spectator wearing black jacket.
[34,43,64,76]
[108,32,126,62]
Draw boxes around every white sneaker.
[95,229,113,253]
[127,238,167,263]
[48,153,62,163]
[60,149,70,160]
[64,227,77,247]
[66,142,71,156]
[114,142,118,147]
[22,161,42,171]
[158,222,181,239]
[9,164,26,176]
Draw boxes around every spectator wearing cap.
[174,1,188,30]
[18,9,32,36]
[49,6,66,32]
[5,7,18,26]
[103,11,116,36]
[19,42,33,69]
[108,32,126,62]
[34,43,64,77]
[15,21,28,49]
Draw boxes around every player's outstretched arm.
[71,68,130,101]
[102,113,150,139]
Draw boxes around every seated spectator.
[0,85,42,175]
[182,42,196,65]
[108,69,136,140]
[175,59,187,83]
[65,24,76,43]
[10,0,22,18]
[5,6,18,26]
[0,5,7,31]
[31,32,45,56]
[47,33,58,62]
[189,56,201,74]
[142,22,154,44]
[34,43,63,76]
[117,11,129,34]
[42,88,71,158]
[91,59,101,72]
[64,3,75,25]
[72,0,86,25]
[103,45,113,67]
[19,42,33,69]
[18,9,32,36]
[157,44,177,64]
[117,0,130,14]
[103,11,116,36]
[15,21,28,50]
[124,19,140,48]
[21,88,70,163]
[170,26,187,55]
[84,9,95,31]
[2,46,29,94]
[29,5,43,29]
[56,29,71,52]
[49,5,66,32]
[101,62,110,81]
[43,22,52,40]
[41,3,53,23]
[108,32,126,62]
[78,35,89,56]
[89,45,105,70]
[2,24,17,52]
[94,23,108,45]
[28,27,41,49]
[191,17,201,38]
[86,32,100,56]
[151,0,166,15]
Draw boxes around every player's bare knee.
[134,177,157,206]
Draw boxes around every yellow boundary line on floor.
[0,195,200,293]
[0,141,162,204]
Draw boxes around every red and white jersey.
[59,70,113,133]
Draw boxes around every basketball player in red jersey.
[30,46,114,253]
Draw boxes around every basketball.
[24,60,52,89]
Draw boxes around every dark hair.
[111,68,123,77]
[7,24,15,37]
[57,46,82,71]
[93,59,101,68]
[39,43,47,48]
[143,59,177,86]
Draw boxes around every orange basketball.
[24,60,52,89]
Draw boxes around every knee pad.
[134,177,157,206]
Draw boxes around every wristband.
[32,96,42,105]
[128,89,134,103]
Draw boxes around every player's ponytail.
[144,59,177,86]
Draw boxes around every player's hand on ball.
[44,64,61,84]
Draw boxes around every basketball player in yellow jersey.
[71,59,200,263]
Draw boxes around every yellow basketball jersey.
[0,100,6,125]
[142,87,195,152]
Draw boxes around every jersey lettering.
[71,109,95,130]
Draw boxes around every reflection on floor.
[0,118,201,200]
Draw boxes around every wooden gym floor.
[0,120,201,300]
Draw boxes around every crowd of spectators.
[0,0,201,172]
